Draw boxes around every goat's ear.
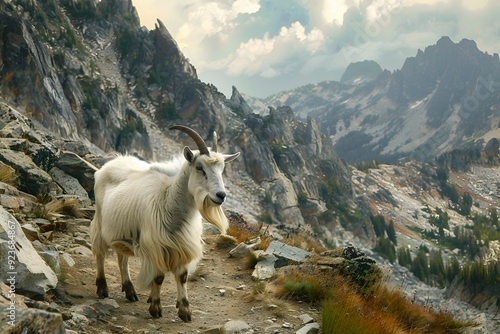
[223,152,240,163]
[183,146,195,163]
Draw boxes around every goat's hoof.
[178,312,192,322]
[96,277,108,299]
[148,298,162,318]
[126,293,138,302]
[122,281,138,302]
[96,288,108,299]
[176,298,191,322]
[149,307,162,318]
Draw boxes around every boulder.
[0,282,27,309]
[55,150,98,193]
[0,149,60,197]
[266,240,311,267]
[0,307,65,334]
[0,207,58,300]
[252,254,277,281]
[223,319,251,333]
[49,167,91,206]
[305,246,380,289]
[0,182,38,213]
[229,242,252,258]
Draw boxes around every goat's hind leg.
[95,252,108,299]
[174,266,192,322]
[117,253,138,302]
[112,240,138,302]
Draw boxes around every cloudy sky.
[134,0,500,98]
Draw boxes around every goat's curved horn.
[212,131,218,153]
[169,125,209,155]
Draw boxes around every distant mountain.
[244,36,500,164]
[340,60,383,85]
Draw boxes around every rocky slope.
[350,159,500,332]
[244,37,500,164]
[0,0,363,246]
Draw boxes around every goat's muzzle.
[210,191,226,205]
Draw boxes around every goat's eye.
[196,166,206,176]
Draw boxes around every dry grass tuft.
[243,252,259,270]
[272,265,474,334]
[189,264,210,282]
[280,234,327,253]
[0,163,18,185]
[225,211,272,250]
[34,197,85,220]
[45,197,84,218]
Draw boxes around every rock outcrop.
[0,208,58,300]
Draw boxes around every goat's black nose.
[215,191,226,201]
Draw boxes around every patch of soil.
[58,234,320,333]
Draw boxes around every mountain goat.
[90,125,240,321]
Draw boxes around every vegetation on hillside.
[224,212,474,333]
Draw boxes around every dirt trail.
[58,233,319,333]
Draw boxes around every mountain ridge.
[244,36,500,164]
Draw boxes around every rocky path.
[55,229,320,334]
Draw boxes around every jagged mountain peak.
[340,60,383,85]
[245,36,500,164]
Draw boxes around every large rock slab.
[0,306,65,334]
[266,240,312,267]
[0,182,38,213]
[55,150,98,193]
[0,207,58,300]
[0,149,60,196]
[49,167,91,206]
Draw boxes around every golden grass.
[46,197,84,217]
[0,163,18,185]
[224,211,272,250]
[280,234,327,253]
[34,197,85,220]
[273,266,474,334]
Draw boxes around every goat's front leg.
[147,273,164,318]
[174,267,191,322]
[95,253,108,298]
[117,253,138,302]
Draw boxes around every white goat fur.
[90,146,238,319]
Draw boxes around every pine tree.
[490,208,498,227]
[397,246,412,268]
[387,220,397,245]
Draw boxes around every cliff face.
[0,0,365,243]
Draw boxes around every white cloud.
[322,0,349,25]
[233,0,261,15]
[226,22,324,77]
[134,0,500,97]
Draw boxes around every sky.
[133,0,500,98]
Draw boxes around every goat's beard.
[200,197,229,234]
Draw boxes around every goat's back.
[95,156,150,189]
